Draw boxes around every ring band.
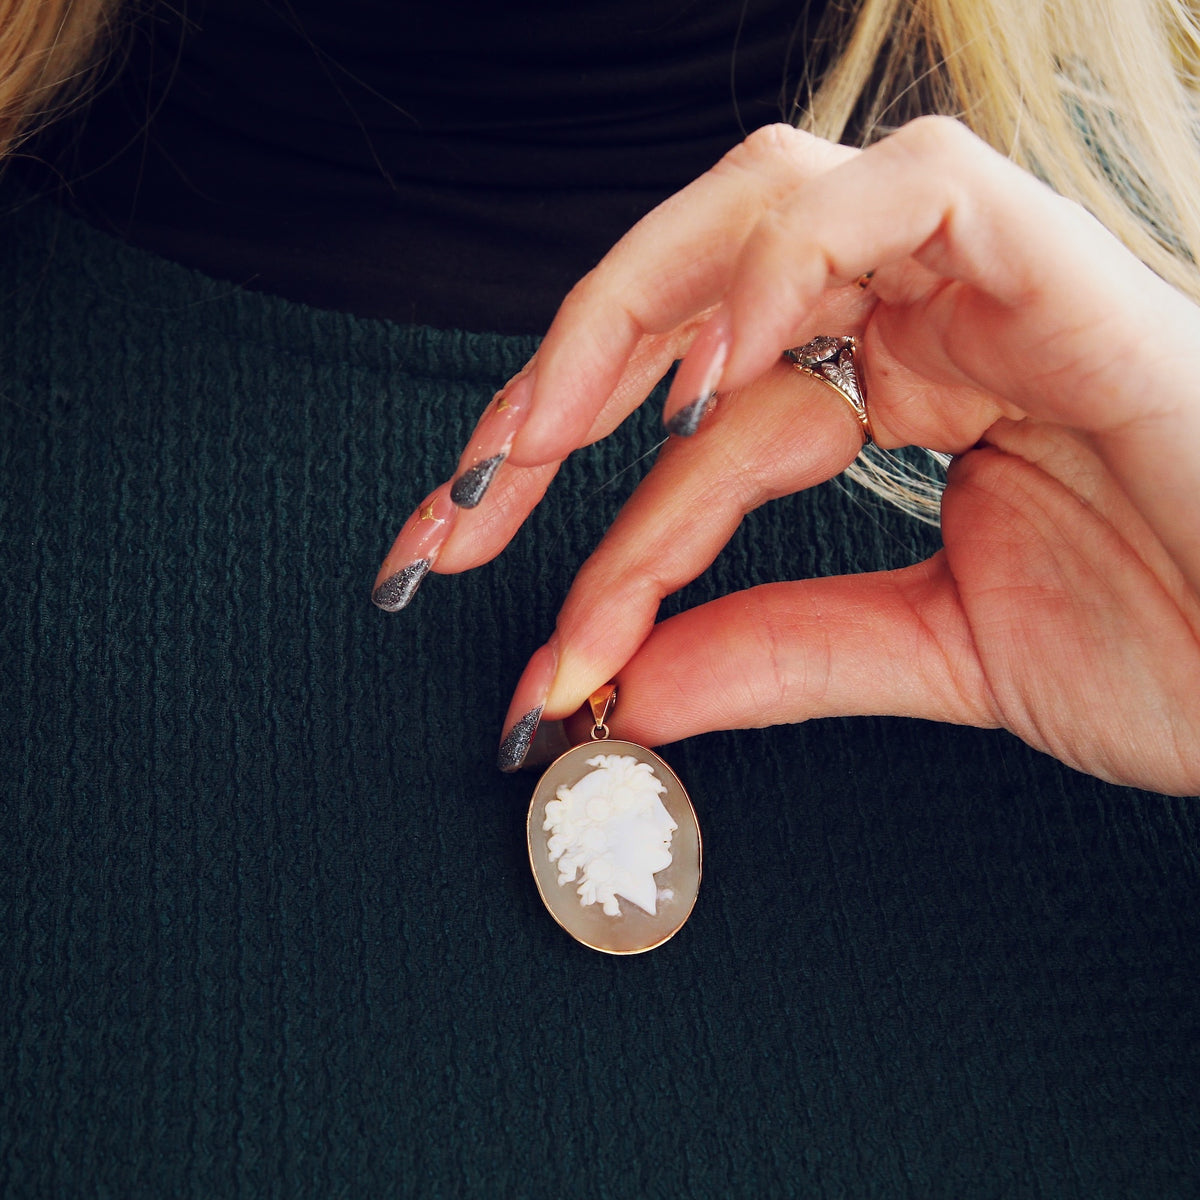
[784,335,873,445]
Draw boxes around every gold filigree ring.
[784,335,873,445]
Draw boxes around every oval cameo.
[527,740,702,954]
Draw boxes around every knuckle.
[558,266,642,343]
[739,122,807,162]
[743,588,825,717]
[895,114,974,154]
[882,115,984,178]
[720,122,839,184]
[876,116,993,238]
[738,445,793,510]
[553,268,600,328]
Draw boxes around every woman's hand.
[375,117,1200,795]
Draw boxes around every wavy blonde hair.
[800,0,1200,518]
[0,0,123,157]
[3,0,1199,516]
[807,0,1200,298]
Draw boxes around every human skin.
[379,118,1200,795]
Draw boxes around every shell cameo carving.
[528,740,702,954]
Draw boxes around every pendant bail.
[588,683,618,741]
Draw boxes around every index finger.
[505,126,858,468]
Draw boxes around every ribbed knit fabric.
[2,190,1198,1198]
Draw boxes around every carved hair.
[543,754,676,918]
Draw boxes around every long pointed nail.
[662,311,730,437]
[450,454,504,508]
[664,394,714,437]
[371,560,431,611]
[498,635,559,772]
[372,483,457,612]
[498,708,542,774]
[450,370,535,508]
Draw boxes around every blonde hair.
[0,0,123,157]
[3,0,1199,517]
[797,0,1200,519]
[804,0,1200,302]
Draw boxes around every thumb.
[598,562,996,747]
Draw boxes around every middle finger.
[502,354,887,739]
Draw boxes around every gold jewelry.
[784,336,873,445]
[526,684,702,954]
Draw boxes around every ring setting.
[784,335,873,445]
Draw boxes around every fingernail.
[372,483,457,612]
[371,560,431,611]
[498,635,559,772]
[498,708,542,774]
[662,311,729,437]
[450,370,536,509]
[664,394,714,438]
[449,454,504,508]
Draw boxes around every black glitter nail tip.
[497,706,542,773]
[371,559,431,612]
[664,393,713,438]
[450,454,505,508]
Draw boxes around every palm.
[930,419,1200,790]
[806,290,1200,791]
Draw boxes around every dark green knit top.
[2,190,1198,1198]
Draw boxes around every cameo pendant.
[527,685,702,954]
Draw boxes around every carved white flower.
[543,754,677,917]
